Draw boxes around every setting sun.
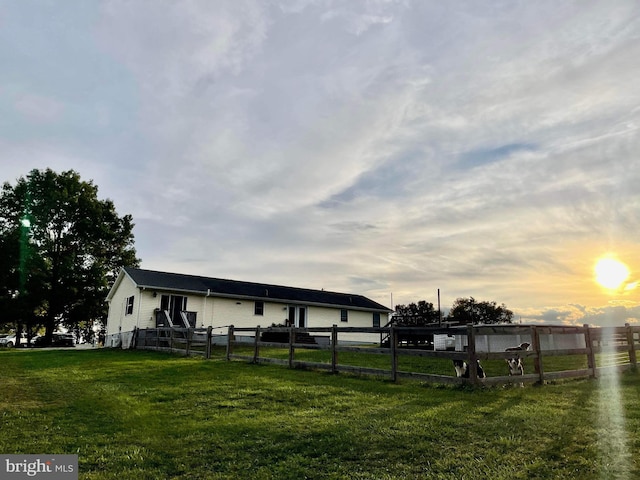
[594,257,630,290]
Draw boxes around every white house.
[105,267,392,347]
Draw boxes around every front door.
[161,295,187,326]
[288,306,307,328]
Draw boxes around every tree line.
[393,297,514,326]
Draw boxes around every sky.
[1,1,639,327]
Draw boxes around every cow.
[505,342,530,352]
[453,359,486,379]
[505,342,530,376]
[506,357,524,376]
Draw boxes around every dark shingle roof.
[123,267,391,312]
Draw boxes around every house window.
[373,312,381,328]
[254,301,264,316]
[340,309,348,323]
[125,295,134,315]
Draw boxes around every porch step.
[259,330,318,344]
[294,332,317,345]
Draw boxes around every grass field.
[1,348,639,479]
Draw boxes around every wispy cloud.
[1,0,639,326]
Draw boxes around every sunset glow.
[594,257,630,290]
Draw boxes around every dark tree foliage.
[393,300,440,326]
[0,169,139,345]
[447,297,513,325]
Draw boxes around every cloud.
[97,0,270,94]
[522,303,640,327]
[456,143,537,170]
[93,0,441,224]
[2,1,639,324]
[319,2,397,36]
[13,94,64,122]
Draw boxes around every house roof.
[111,267,392,312]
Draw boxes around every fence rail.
[131,323,639,386]
[135,326,222,358]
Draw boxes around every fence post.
[254,326,261,364]
[289,326,295,368]
[331,324,338,374]
[531,326,544,384]
[626,323,637,368]
[390,325,398,382]
[467,324,479,384]
[226,325,234,361]
[156,328,160,350]
[584,324,596,378]
[206,326,212,359]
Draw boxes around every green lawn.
[1,348,639,479]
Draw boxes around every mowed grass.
[1,349,639,479]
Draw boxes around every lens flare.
[594,257,630,290]
[597,327,632,476]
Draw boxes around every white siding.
[308,306,340,327]
[328,309,382,344]
[206,297,287,329]
[106,275,139,335]
[215,302,382,343]
[136,291,162,330]
[208,301,379,329]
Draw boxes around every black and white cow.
[506,357,524,376]
[453,359,486,379]
[505,342,530,376]
[505,342,530,353]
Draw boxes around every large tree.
[447,297,513,325]
[0,169,139,345]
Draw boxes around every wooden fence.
[133,323,639,386]
[134,326,223,358]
